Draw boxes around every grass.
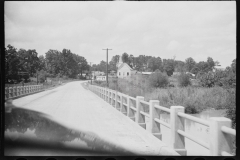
[92,76,233,114]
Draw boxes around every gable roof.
[118,63,134,71]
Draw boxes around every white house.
[92,71,105,77]
[96,76,106,81]
[117,54,134,78]
[213,66,225,72]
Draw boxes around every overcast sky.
[5,1,236,68]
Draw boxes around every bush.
[38,70,47,83]
[178,73,191,87]
[224,88,236,129]
[148,72,169,88]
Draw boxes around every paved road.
[12,81,179,155]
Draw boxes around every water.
[145,109,227,156]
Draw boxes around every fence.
[88,83,236,156]
[5,84,44,100]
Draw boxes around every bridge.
[5,81,236,156]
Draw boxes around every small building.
[172,72,181,76]
[213,66,225,72]
[96,76,106,81]
[140,72,153,75]
[92,71,105,77]
[117,54,135,79]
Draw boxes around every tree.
[38,55,46,71]
[163,59,175,76]
[231,59,236,73]
[109,55,119,71]
[147,57,162,72]
[185,57,196,72]
[5,45,20,83]
[148,71,169,88]
[174,60,185,72]
[122,52,129,64]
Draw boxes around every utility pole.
[102,48,112,87]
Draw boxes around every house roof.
[118,63,133,71]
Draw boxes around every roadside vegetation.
[5,44,89,90]
[92,56,236,129]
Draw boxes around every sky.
[5,1,236,68]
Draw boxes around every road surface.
[11,81,179,155]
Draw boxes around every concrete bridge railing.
[88,84,235,156]
[5,84,44,100]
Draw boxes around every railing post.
[13,87,16,97]
[115,92,118,108]
[111,90,114,106]
[17,86,20,96]
[5,88,8,99]
[136,96,146,129]
[120,95,127,115]
[209,117,233,156]
[108,90,111,103]
[126,96,130,117]
[149,100,162,140]
[105,88,108,101]
[170,106,187,156]
[116,93,122,111]
[9,87,12,98]
[127,97,135,121]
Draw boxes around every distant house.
[92,71,105,77]
[213,66,225,72]
[140,72,153,75]
[117,54,135,79]
[96,76,106,81]
[172,72,181,76]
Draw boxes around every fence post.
[126,96,130,117]
[116,93,121,111]
[105,88,108,101]
[209,117,234,156]
[170,106,187,156]
[24,86,26,94]
[120,95,127,115]
[111,90,114,106]
[136,96,146,129]
[108,90,111,104]
[127,97,135,121]
[13,87,16,97]
[149,100,161,140]
[115,92,118,109]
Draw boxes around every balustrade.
[88,83,235,156]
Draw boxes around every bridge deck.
[12,81,179,155]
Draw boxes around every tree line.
[91,52,223,77]
[5,44,89,83]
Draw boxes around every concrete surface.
[11,81,179,155]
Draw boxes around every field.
[93,76,235,115]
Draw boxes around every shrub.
[148,72,169,88]
[224,88,236,129]
[198,72,215,87]
[178,73,191,87]
[38,70,47,83]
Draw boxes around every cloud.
[4,1,236,68]
[166,40,180,51]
